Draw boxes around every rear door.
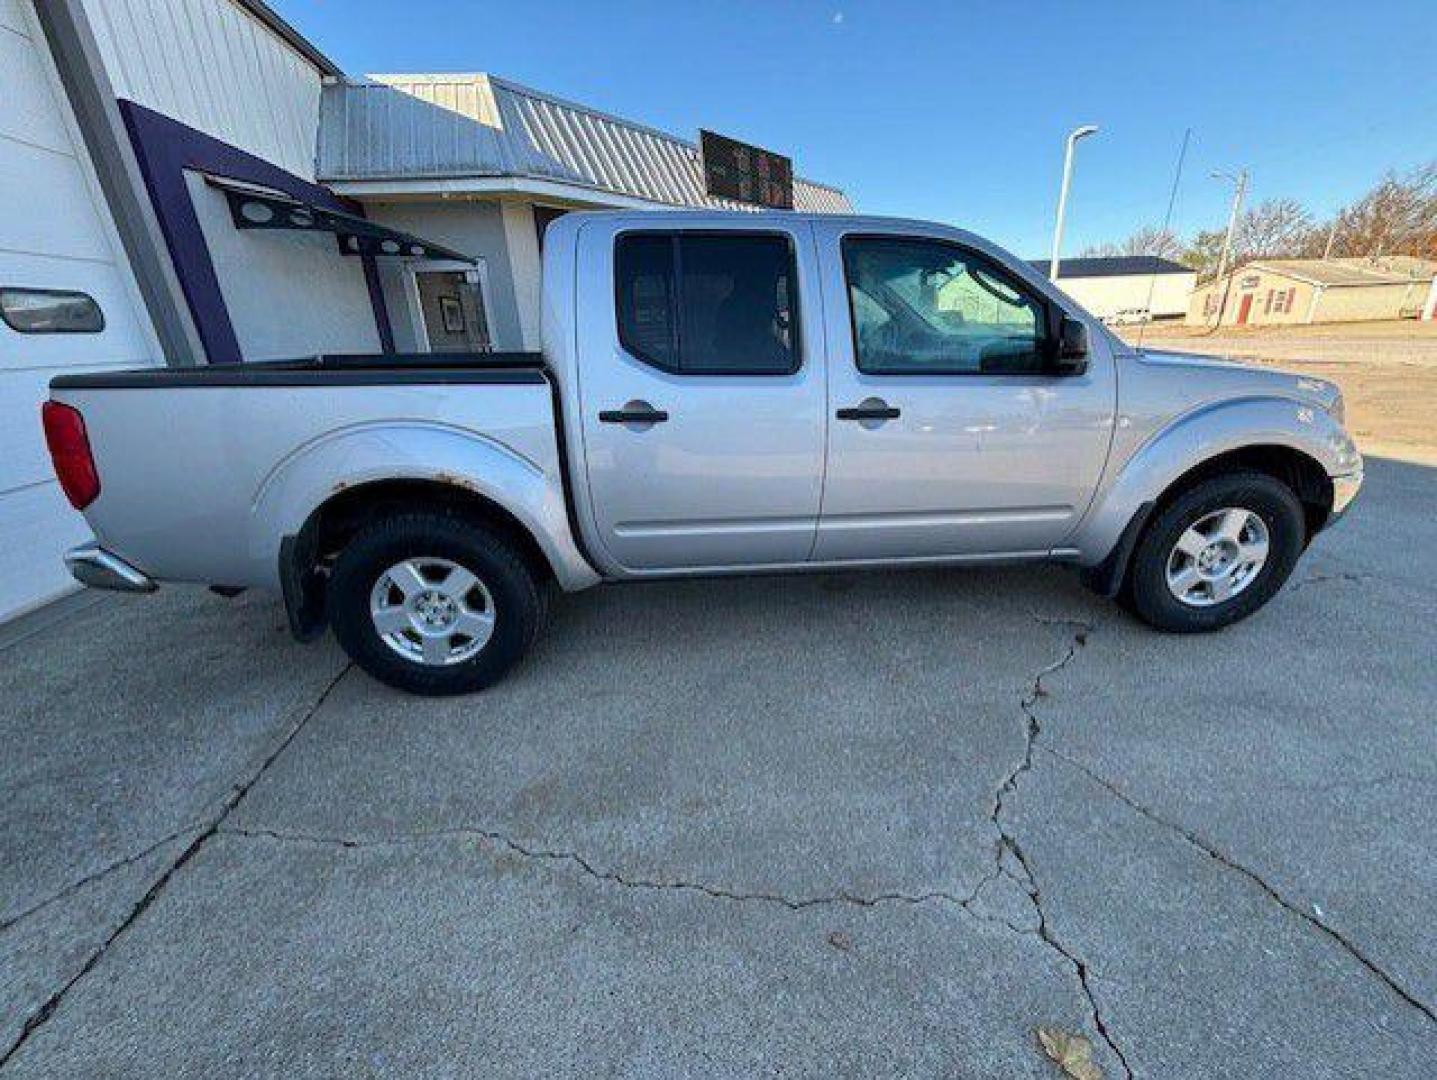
[812,221,1116,560]
[574,217,825,572]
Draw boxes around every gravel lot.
[1122,319,1437,466]
[2,333,1435,1077]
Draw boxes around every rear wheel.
[1126,472,1305,632]
[328,511,544,695]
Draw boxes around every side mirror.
[1054,316,1089,375]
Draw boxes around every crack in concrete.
[0,663,353,1071]
[1043,745,1437,1028]
[1287,570,1370,594]
[220,824,979,914]
[975,617,1133,1080]
[0,823,204,937]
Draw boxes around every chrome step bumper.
[65,542,157,593]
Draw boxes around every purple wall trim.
[118,100,393,363]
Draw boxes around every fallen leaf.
[827,930,853,952]
[1036,1026,1103,1080]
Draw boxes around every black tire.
[328,511,545,695]
[1125,471,1305,633]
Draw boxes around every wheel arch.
[280,477,573,642]
[1080,433,1339,600]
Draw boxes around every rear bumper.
[65,542,157,593]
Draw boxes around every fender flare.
[1070,395,1359,572]
[250,421,601,594]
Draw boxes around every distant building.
[1027,256,1196,323]
[1188,256,1437,327]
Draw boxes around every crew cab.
[44,211,1363,694]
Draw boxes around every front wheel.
[1125,472,1306,633]
[328,511,544,695]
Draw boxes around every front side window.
[0,288,105,334]
[842,237,1047,375]
[615,233,799,375]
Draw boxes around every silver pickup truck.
[44,211,1362,695]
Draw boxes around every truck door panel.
[575,220,827,571]
[813,224,1115,560]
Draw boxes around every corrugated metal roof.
[1245,257,1437,287]
[1027,256,1193,279]
[317,74,852,213]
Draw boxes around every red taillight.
[42,401,101,510]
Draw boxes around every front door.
[415,268,491,352]
[813,224,1115,560]
[575,221,825,572]
[1237,292,1254,326]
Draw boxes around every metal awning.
[205,175,474,263]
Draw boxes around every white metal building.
[1032,255,1196,323]
[2,0,165,620]
[0,0,851,622]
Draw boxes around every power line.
[1136,127,1191,350]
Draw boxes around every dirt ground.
[1118,319,1437,465]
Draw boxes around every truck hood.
[1135,348,1342,412]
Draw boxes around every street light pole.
[1209,169,1248,327]
[1048,124,1099,280]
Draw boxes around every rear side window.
[0,288,105,334]
[615,233,799,375]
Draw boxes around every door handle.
[837,399,900,422]
[599,400,668,425]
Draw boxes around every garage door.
[0,0,159,621]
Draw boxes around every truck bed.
[48,351,592,592]
[50,351,547,389]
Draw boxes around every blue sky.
[275,0,1435,258]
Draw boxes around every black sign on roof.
[700,130,794,210]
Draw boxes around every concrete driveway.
[2,456,1434,1078]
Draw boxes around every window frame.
[0,286,106,335]
[839,233,1061,378]
[613,228,804,377]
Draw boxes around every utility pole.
[1048,124,1099,280]
[1322,213,1341,260]
[1209,169,1248,327]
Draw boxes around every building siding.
[1189,270,1432,326]
[82,0,323,179]
[185,171,381,360]
[1052,272,1195,321]
[1,0,163,620]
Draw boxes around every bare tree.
[1233,198,1313,259]
[1318,162,1437,259]
[1120,225,1184,259]
[1080,225,1183,260]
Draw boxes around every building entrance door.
[414,267,492,352]
[1237,293,1254,325]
